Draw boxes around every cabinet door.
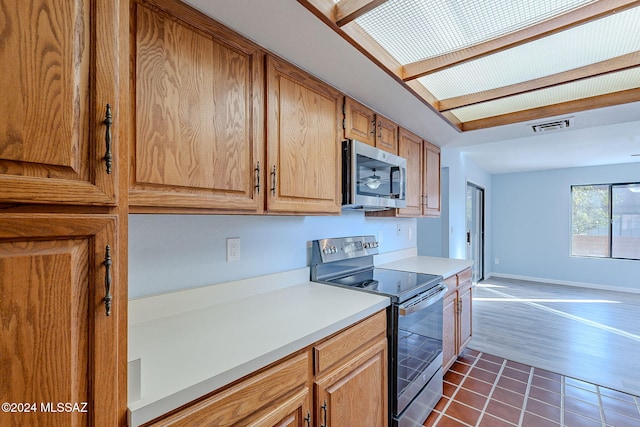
[397,128,424,217]
[442,292,458,371]
[245,388,311,427]
[266,56,341,214]
[423,142,441,216]
[375,115,398,154]
[0,214,120,427]
[131,0,264,212]
[458,282,473,352]
[0,0,122,205]
[343,97,376,146]
[314,337,387,427]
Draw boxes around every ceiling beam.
[335,0,390,26]
[439,52,640,112]
[402,0,640,81]
[461,87,640,131]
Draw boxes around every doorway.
[466,183,484,282]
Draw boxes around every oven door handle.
[398,283,447,316]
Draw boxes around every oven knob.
[332,246,337,253]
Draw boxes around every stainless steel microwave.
[342,139,407,211]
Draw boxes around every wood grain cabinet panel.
[375,115,399,154]
[443,268,473,371]
[266,55,342,214]
[0,214,120,427]
[314,337,387,427]
[130,0,264,212]
[0,0,122,205]
[343,96,399,155]
[423,142,441,217]
[343,97,376,146]
[397,128,424,217]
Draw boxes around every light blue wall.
[492,162,640,291]
[129,212,417,298]
[418,149,492,276]
[418,167,449,257]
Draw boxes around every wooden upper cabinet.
[0,214,120,427]
[343,96,398,154]
[266,56,342,214]
[375,115,398,154]
[424,141,441,217]
[344,97,376,146]
[397,128,423,217]
[130,0,265,213]
[0,0,123,206]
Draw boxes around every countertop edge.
[127,282,389,426]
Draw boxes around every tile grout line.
[432,352,482,426]
[474,355,507,427]
[517,366,535,426]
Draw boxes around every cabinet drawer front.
[314,310,386,375]
[444,275,458,293]
[458,268,472,284]
[148,351,309,426]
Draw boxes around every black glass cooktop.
[325,268,442,302]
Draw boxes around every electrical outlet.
[495,258,500,265]
[396,224,402,236]
[227,237,240,262]
[408,226,413,240]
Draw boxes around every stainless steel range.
[311,235,446,427]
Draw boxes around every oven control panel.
[312,235,379,263]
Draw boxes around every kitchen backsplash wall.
[129,212,417,298]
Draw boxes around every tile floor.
[423,348,640,427]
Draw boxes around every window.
[571,183,640,260]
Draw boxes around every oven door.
[395,283,446,419]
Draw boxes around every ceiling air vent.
[531,117,573,133]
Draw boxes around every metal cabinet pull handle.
[103,104,113,174]
[320,400,328,427]
[103,245,113,316]
[370,117,376,135]
[304,410,311,427]
[377,120,382,138]
[254,162,260,193]
[270,165,277,195]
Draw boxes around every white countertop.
[127,268,390,426]
[378,255,473,279]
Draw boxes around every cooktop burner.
[324,268,442,301]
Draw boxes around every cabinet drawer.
[147,351,309,426]
[458,268,472,284]
[314,310,386,375]
[444,275,457,294]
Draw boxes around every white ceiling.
[182,0,640,174]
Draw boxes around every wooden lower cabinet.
[314,337,387,427]
[144,311,387,427]
[442,268,473,371]
[0,214,121,427]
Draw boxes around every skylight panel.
[355,0,597,64]
[418,6,640,99]
[450,68,640,122]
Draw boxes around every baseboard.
[485,272,640,295]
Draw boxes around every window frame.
[571,182,640,261]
